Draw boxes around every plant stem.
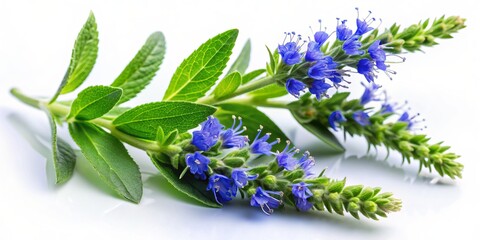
[196,76,277,105]
[224,98,291,109]
[10,88,162,152]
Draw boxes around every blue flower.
[295,198,313,212]
[357,58,375,82]
[221,116,248,149]
[278,33,302,65]
[250,187,283,215]
[276,141,297,171]
[353,111,371,126]
[286,78,306,98]
[360,82,381,105]
[309,80,332,100]
[231,168,258,193]
[368,40,386,62]
[368,40,387,71]
[354,8,375,36]
[185,152,210,180]
[314,30,329,46]
[308,56,338,80]
[250,127,279,155]
[381,102,396,114]
[336,19,352,41]
[305,41,323,62]
[328,110,347,131]
[398,111,424,130]
[343,35,364,55]
[298,152,315,177]
[192,116,224,151]
[207,174,234,204]
[292,182,313,211]
[291,182,313,199]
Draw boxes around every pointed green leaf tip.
[113,101,216,140]
[68,85,122,120]
[227,39,251,75]
[69,122,143,203]
[111,32,166,104]
[163,29,239,101]
[51,11,99,103]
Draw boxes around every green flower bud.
[399,141,414,152]
[348,202,359,212]
[264,175,277,188]
[364,201,378,213]
[223,157,245,168]
[416,145,430,157]
[329,192,340,201]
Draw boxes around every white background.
[1,0,479,239]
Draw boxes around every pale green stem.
[223,97,291,109]
[10,88,161,152]
[196,76,278,105]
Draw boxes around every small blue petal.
[328,110,347,131]
[286,78,306,98]
[185,152,210,180]
[353,111,371,126]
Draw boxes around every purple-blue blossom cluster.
[185,116,318,214]
[277,9,400,100]
[327,83,425,131]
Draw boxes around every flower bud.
[399,141,413,152]
[223,157,245,168]
[347,202,359,212]
[416,145,430,157]
[263,175,277,188]
[364,200,378,213]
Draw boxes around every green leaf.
[242,69,266,85]
[42,106,76,184]
[212,72,242,100]
[149,154,220,208]
[248,84,288,99]
[214,103,289,151]
[163,29,238,101]
[227,39,251,75]
[113,101,216,140]
[290,109,345,152]
[68,86,122,120]
[69,122,142,203]
[50,12,99,102]
[111,32,166,104]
